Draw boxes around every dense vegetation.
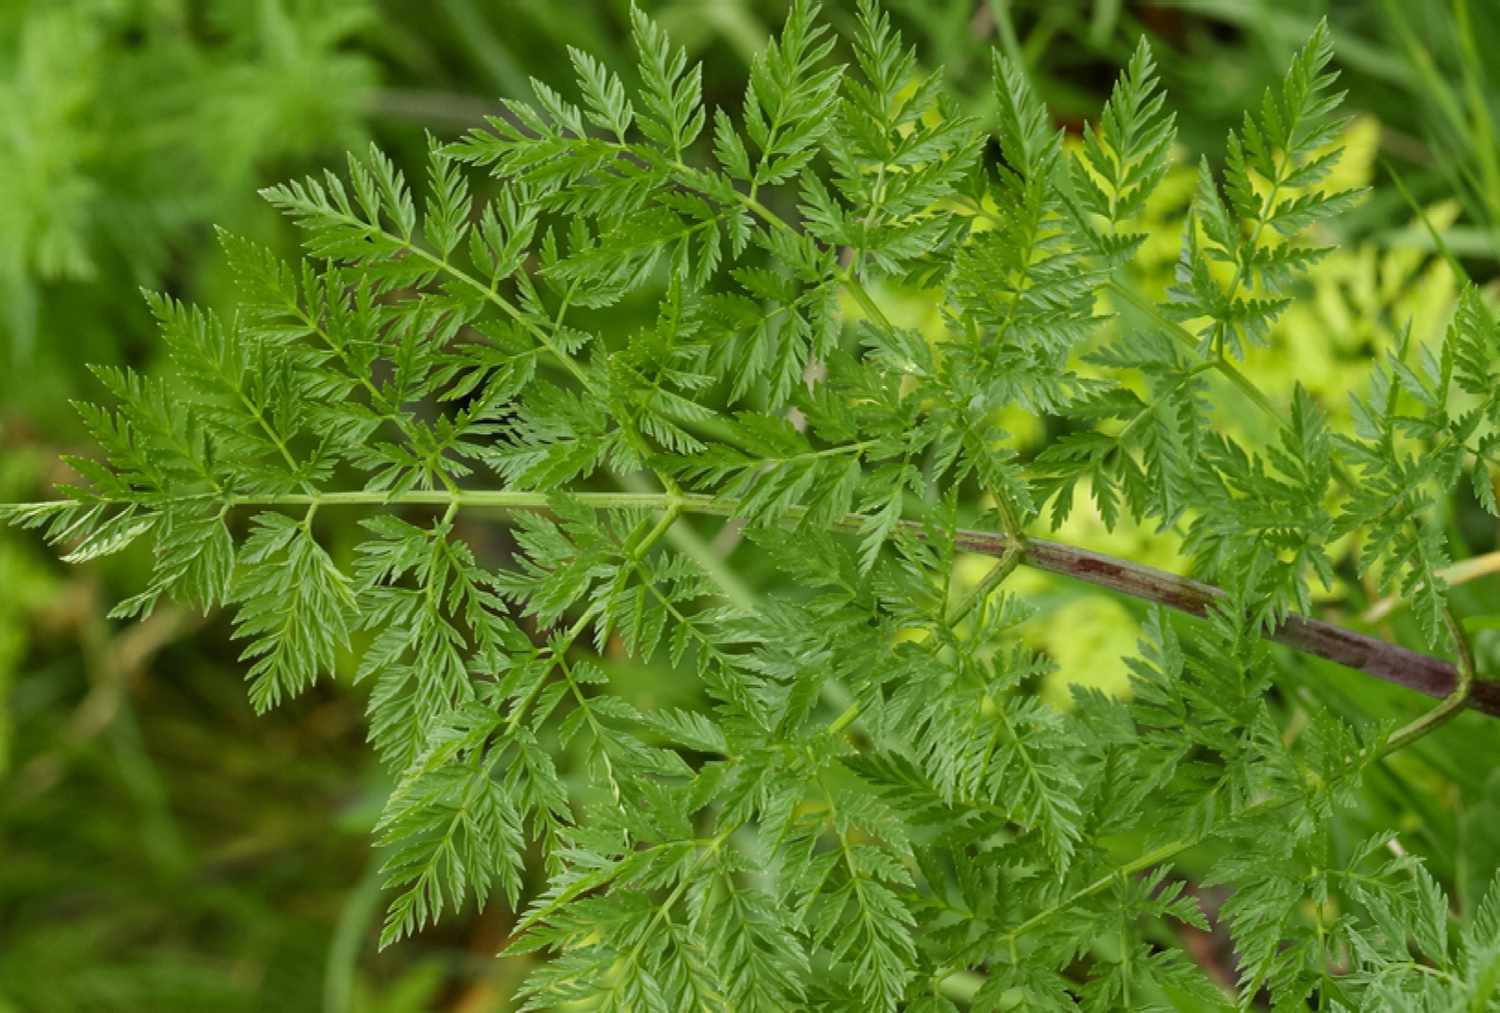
[3,1,1500,1009]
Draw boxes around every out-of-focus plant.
[0,0,376,402]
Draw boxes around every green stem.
[286,298,459,495]
[1107,278,1360,488]
[1376,607,1476,758]
[946,546,1022,628]
[1000,836,1195,947]
[36,486,1483,717]
[840,268,896,331]
[502,604,598,736]
[403,242,595,393]
[229,489,697,512]
[619,821,739,971]
[501,505,682,735]
[950,620,1481,990]
[617,473,759,613]
[826,702,863,736]
[239,390,305,487]
[293,202,594,398]
[1110,360,1219,447]
[1215,348,1289,427]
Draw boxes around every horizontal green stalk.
[31,484,1484,719]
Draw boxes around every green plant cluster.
[7,1,1500,1009]
[0,0,377,423]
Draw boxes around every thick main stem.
[951,528,1498,717]
[171,487,1497,717]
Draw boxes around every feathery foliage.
[6,3,1500,1008]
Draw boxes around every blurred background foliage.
[1,0,1498,1008]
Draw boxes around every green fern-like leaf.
[7,6,1498,1010]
